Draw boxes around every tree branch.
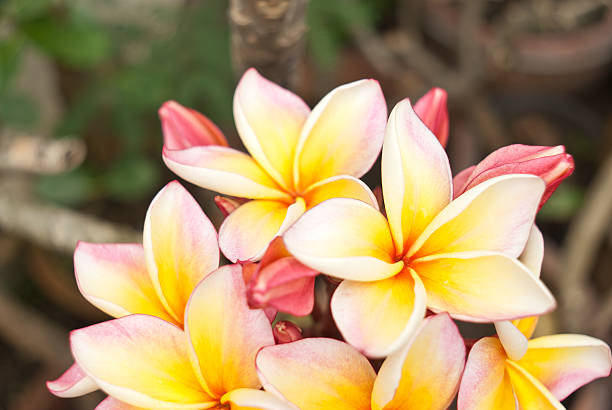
[0,182,140,255]
[560,150,612,331]
[228,0,309,88]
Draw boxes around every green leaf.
[308,18,342,70]
[36,168,96,206]
[20,14,111,68]
[0,36,26,91]
[307,0,379,70]
[538,184,584,222]
[1,0,53,21]
[0,91,39,128]
[102,156,160,201]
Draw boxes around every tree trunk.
[228,0,309,89]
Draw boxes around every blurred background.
[1,0,612,408]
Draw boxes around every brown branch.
[0,183,140,255]
[351,28,406,80]
[458,0,486,85]
[592,286,612,337]
[228,0,308,88]
[388,30,463,94]
[0,287,71,370]
[0,135,86,175]
[28,247,109,322]
[560,150,612,332]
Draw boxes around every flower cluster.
[48,69,610,410]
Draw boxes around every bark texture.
[229,0,309,89]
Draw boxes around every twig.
[0,287,71,370]
[351,28,406,80]
[397,0,424,38]
[389,31,463,94]
[0,135,86,175]
[560,150,612,332]
[458,0,486,85]
[592,285,612,337]
[28,247,109,322]
[228,0,308,88]
[0,183,140,255]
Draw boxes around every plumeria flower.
[48,181,220,399]
[65,265,294,410]
[458,221,612,409]
[459,311,612,409]
[209,86,448,220]
[256,313,465,410]
[453,144,574,208]
[284,98,556,358]
[161,68,385,262]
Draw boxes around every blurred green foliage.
[538,183,584,222]
[1,0,384,205]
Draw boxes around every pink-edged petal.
[47,363,98,398]
[413,87,449,147]
[283,198,403,282]
[219,198,305,263]
[506,361,564,409]
[516,334,612,401]
[372,313,465,410]
[248,256,318,316]
[458,337,516,410]
[382,98,452,256]
[234,68,310,190]
[302,175,379,210]
[220,388,297,410]
[452,165,476,195]
[495,321,529,361]
[408,174,545,259]
[331,268,426,358]
[163,146,291,201]
[143,181,219,324]
[74,242,174,323]
[411,251,556,322]
[294,79,386,191]
[520,225,544,278]
[159,100,228,149]
[256,338,376,410]
[96,397,147,410]
[455,144,574,207]
[185,265,275,399]
[70,315,215,409]
[506,225,544,340]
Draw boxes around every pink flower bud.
[214,196,248,217]
[159,100,228,150]
[245,237,318,317]
[453,144,575,207]
[273,321,303,344]
[414,87,449,147]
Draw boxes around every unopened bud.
[159,100,228,149]
[214,196,247,217]
[273,321,303,344]
[246,237,318,317]
[453,144,574,208]
[414,87,449,147]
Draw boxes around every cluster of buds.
[48,69,608,410]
